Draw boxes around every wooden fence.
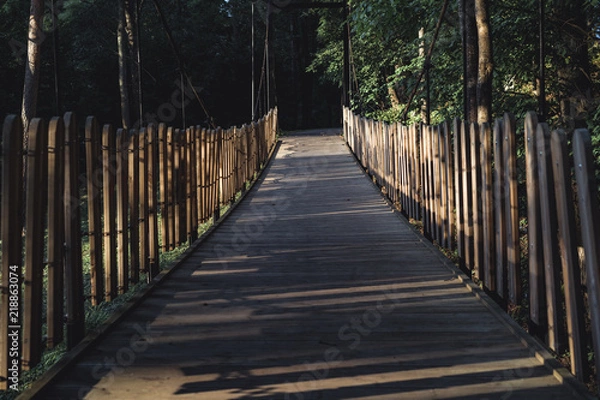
[343,107,600,386]
[0,108,277,389]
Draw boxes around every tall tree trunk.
[125,0,142,126]
[475,0,492,123]
[555,0,591,130]
[21,0,45,138]
[118,0,131,129]
[463,0,478,123]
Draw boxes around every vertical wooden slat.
[493,119,507,300]
[191,127,199,238]
[461,120,473,271]
[215,127,223,221]
[23,118,47,370]
[503,113,521,305]
[470,122,483,280]
[159,123,169,251]
[524,112,545,332]
[139,128,149,271]
[0,115,24,389]
[443,121,454,251]
[454,118,464,264]
[115,129,129,294]
[166,127,175,250]
[173,129,181,246]
[102,124,117,300]
[128,128,140,283]
[200,128,207,222]
[433,125,442,242]
[47,117,65,349]
[434,125,443,245]
[179,130,187,245]
[185,128,193,243]
[63,112,85,350]
[536,122,564,352]
[551,128,587,380]
[480,122,495,292]
[85,117,103,304]
[573,128,600,390]
[147,124,160,279]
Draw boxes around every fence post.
[471,123,483,280]
[0,115,24,389]
[115,129,129,294]
[524,112,545,334]
[493,119,507,300]
[128,128,140,283]
[480,122,495,292]
[102,124,117,300]
[64,112,85,349]
[47,117,65,349]
[85,117,104,304]
[461,120,473,272]
[551,129,587,380]
[147,124,159,279]
[22,118,47,370]
[503,113,520,305]
[139,128,149,270]
[453,119,464,265]
[536,122,564,353]
[573,128,600,390]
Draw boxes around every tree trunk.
[463,0,478,123]
[554,0,591,130]
[475,0,493,123]
[21,0,45,138]
[125,0,142,126]
[118,0,131,129]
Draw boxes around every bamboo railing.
[0,108,277,389]
[344,106,600,386]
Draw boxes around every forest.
[1,0,600,136]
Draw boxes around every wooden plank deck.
[33,129,590,399]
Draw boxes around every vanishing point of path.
[37,129,589,399]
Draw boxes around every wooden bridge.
[19,128,592,399]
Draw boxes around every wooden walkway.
[33,129,589,399]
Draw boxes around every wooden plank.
[493,119,507,300]
[0,115,24,389]
[502,113,520,305]
[480,122,495,292]
[63,112,85,350]
[86,117,104,303]
[115,129,129,294]
[23,118,47,370]
[535,122,565,353]
[173,129,182,246]
[200,128,208,223]
[437,124,447,247]
[470,123,483,280]
[191,126,199,237]
[524,112,545,332]
[185,128,192,243]
[453,119,463,264]
[147,124,160,279]
[102,124,117,300]
[158,123,169,252]
[215,128,223,221]
[550,129,587,381]
[128,128,140,283]
[166,127,175,250]
[47,117,65,349]
[139,128,149,270]
[573,128,600,391]
[461,120,473,271]
[443,121,454,251]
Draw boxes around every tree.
[475,0,492,123]
[21,0,44,136]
